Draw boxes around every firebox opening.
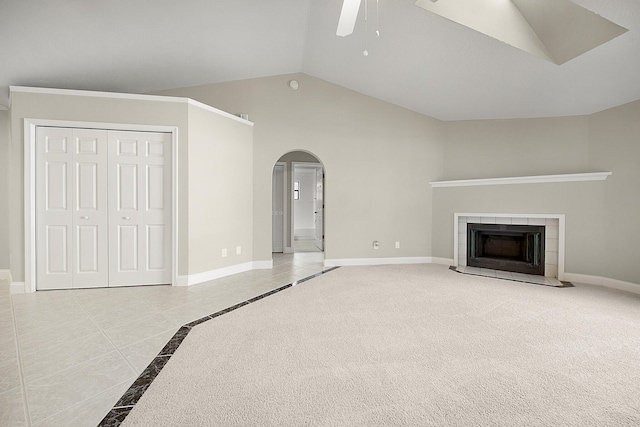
[467,223,545,275]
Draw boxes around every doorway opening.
[272,151,324,255]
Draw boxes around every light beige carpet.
[122,264,640,426]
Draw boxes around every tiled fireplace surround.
[454,213,564,280]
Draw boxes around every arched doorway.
[272,151,324,255]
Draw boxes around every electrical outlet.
[373,241,379,249]
[222,248,228,257]
[395,241,400,249]
[236,246,242,255]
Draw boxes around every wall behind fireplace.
[433,102,639,285]
[441,116,590,180]
[432,182,606,277]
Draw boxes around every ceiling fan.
[336,0,362,37]
[336,0,438,37]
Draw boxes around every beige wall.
[156,73,444,263]
[434,115,598,275]
[7,77,638,286]
[9,91,188,282]
[8,90,253,284]
[432,182,606,276]
[0,110,9,270]
[434,106,640,284]
[442,116,590,180]
[186,103,254,273]
[588,100,640,283]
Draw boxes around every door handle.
[122,216,131,220]
[80,216,89,219]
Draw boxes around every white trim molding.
[175,261,274,287]
[291,162,323,250]
[564,273,640,296]
[274,161,288,254]
[9,86,254,126]
[324,257,448,267]
[430,172,611,188]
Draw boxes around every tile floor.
[293,238,322,253]
[0,252,325,426]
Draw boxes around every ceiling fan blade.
[336,0,362,37]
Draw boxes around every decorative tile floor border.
[98,267,340,426]
[449,265,574,288]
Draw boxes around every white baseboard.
[10,282,25,294]
[1,270,25,294]
[563,273,599,285]
[175,261,274,287]
[324,257,439,267]
[564,272,640,295]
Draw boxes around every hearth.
[467,223,545,275]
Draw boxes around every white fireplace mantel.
[431,172,611,188]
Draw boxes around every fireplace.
[467,223,545,275]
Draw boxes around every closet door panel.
[36,128,108,289]
[109,132,143,285]
[147,224,166,270]
[143,135,171,278]
[45,225,69,274]
[72,129,108,288]
[109,131,171,286]
[117,224,139,271]
[36,128,74,290]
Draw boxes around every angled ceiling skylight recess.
[414,0,628,64]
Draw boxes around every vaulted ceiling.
[1,0,639,120]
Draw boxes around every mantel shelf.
[430,172,612,188]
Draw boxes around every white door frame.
[291,162,323,250]
[24,118,179,293]
[314,166,324,251]
[272,162,287,253]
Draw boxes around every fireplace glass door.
[467,223,545,275]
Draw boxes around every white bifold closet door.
[108,131,171,287]
[36,128,109,289]
[36,127,171,290]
